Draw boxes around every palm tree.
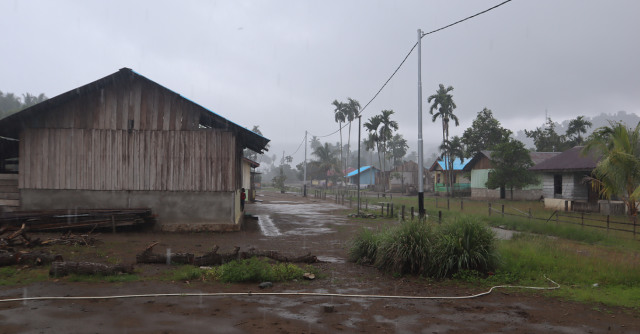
[364,115,383,173]
[313,142,338,189]
[332,100,346,184]
[583,121,640,216]
[567,115,593,146]
[364,110,398,191]
[439,136,465,195]
[344,98,361,172]
[428,84,458,196]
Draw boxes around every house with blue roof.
[347,166,379,186]
[428,157,473,195]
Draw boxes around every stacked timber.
[0,174,19,212]
[0,208,154,232]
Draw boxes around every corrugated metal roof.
[347,166,377,177]
[529,146,600,171]
[435,157,472,171]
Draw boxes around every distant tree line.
[0,91,48,119]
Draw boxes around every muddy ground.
[0,190,639,333]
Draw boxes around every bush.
[433,217,500,278]
[216,257,309,283]
[374,220,435,276]
[349,217,499,279]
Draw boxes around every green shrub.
[348,227,383,264]
[433,217,500,278]
[349,217,499,279]
[215,257,309,283]
[374,220,435,276]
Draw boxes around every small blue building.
[347,166,379,186]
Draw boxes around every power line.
[282,0,514,159]
[359,0,513,116]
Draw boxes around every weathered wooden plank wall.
[29,79,201,132]
[19,128,237,192]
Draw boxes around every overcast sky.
[2,0,639,166]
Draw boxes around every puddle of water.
[286,227,333,236]
[316,256,345,263]
[257,215,282,236]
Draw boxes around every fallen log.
[0,251,63,266]
[241,249,318,264]
[135,251,195,264]
[49,261,133,277]
[193,246,240,266]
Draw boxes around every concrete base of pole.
[418,192,425,217]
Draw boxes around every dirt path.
[0,190,638,333]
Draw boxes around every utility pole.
[303,130,307,197]
[357,115,361,215]
[417,28,425,218]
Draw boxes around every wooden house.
[464,150,559,200]
[347,166,379,186]
[429,157,472,196]
[388,161,430,194]
[0,68,269,231]
[529,146,604,212]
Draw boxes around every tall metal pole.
[303,130,307,197]
[417,29,425,217]
[357,115,361,215]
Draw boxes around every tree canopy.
[583,121,640,216]
[486,139,538,199]
[461,108,511,157]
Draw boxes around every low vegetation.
[349,217,499,279]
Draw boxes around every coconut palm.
[583,121,640,216]
[313,142,338,189]
[344,98,361,171]
[567,115,593,146]
[428,84,458,196]
[364,115,383,173]
[332,100,346,183]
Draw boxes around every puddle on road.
[285,227,333,236]
[316,256,346,263]
[256,215,282,236]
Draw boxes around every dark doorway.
[553,174,562,198]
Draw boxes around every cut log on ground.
[0,251,63,266]
[49,261,133,277]
[136,245,320,266]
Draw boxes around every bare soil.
[1,190,639,333]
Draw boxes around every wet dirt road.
[0,190,638,333]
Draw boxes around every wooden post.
[634,216,637,239]
[581,212,584,227]
[387,203,390,217]
[501,204,504,218]
[111,215,116,234]
[411,207,414,221]
[350,197,352,208]
[528,208,532,223]
[381,203,384,216]
[402,205,405,221]
[488,203,491,216]
[606,215,610,234]
[366,200,368,210]
[390,203,394,217]
[460,200,463,211]
[436,197,438,208]
[447,198,450,210]
[438,210,442,224]
[564,200,568,212]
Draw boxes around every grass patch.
[164,259,318,283]
[0,267,50,286]
[349,217,499,279]
[66,273,141,283]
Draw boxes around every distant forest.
[0,91,48,119]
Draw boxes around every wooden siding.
[19,128,238,192]
[25,79,201,132]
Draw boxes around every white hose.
[0,275,559,303]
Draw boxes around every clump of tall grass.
[433,217,500,278]
[349,217,498,278]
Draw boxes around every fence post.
[606,215,610,234]
[564,200,568,212]
[581,212,584,227]
[411,207,414,221]
[634,216,637,239]
[436,197,438,208]
[438,210,442,224]
[488,203,491,216]
[402,205,405,221]
[501,204,504,218]
[447,198,450,210]
[387,203,390,217]
[381,203,384,216]
[350,197,352,208]
[460,200,463,211]
[366,200,368,210]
